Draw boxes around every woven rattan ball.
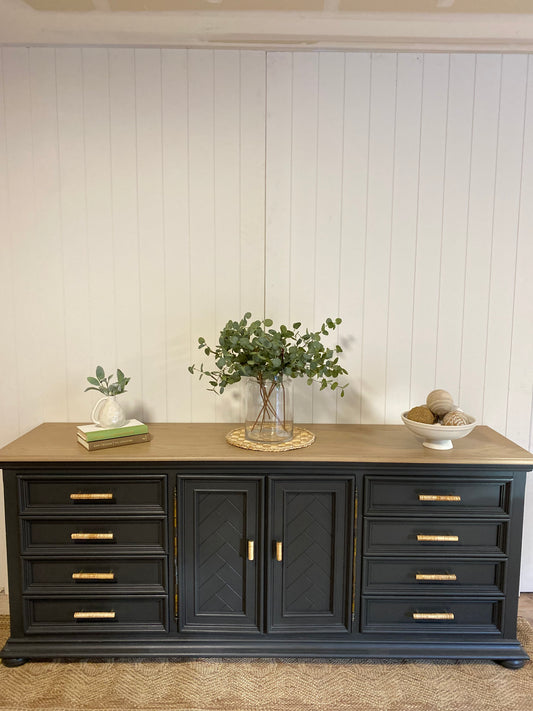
[406,405,438,425]
[426,389,454,417]
[442,410,470,426]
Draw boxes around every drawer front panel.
[21,518,167,553]
[24,597,168,634]
[364,519,506,555]
[23,557,167,592]
[361,598,503,634]
[363,558,505,594]
[365,476,510,516]
[19,476,166,513]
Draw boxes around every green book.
[77,419,149,442]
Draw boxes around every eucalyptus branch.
[188,313,348,396]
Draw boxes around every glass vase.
[245,376,293,443]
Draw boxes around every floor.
[1,593,533,623]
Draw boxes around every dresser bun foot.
[2,657,29,667]
[496,659,526,669]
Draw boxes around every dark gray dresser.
[1,422,531,668]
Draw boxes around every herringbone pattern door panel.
[179,479,262,632]
[197,493,246,613]
[269,478,353,634]
[285,492,334,612]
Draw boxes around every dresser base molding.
[1,637,528,668]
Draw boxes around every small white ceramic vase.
[91,395,126,428]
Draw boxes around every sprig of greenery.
[85,366,130,396]
[188,313,348,396]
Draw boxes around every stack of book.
[77,419,150,451]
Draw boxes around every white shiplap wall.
[1,47,532,590]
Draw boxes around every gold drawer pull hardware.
[73,611,116,620]
[70,493,114,500]
[276,541,283,562]
[418,495,461,502]
[247,540,254,561]
[71,532,114,541]
[413,612,455,621]
[416,573,457,581]
[72,572,115,581]
[417,534,459,542]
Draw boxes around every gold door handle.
[71,532,114,541]
[418,494,461,502]
[247,540,254,561]
[70,493,114,501]
[417,534,459,542]
[72,572,115,581]
[73,611,116,620]
[412,612,455,621]
[416,573,457,581]
[276,541,283,562]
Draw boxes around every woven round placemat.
[226,426,315,451]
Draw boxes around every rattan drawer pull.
[413,612,455,621]
[70,493,114,500]
[71,532,114,541]
[73,611,116,620]
[416,573,457,581]
[72,572,115,581]
[417,534,459,542]
[418,495,461,502]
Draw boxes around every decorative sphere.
[406,405,438,425]
[442,410,470,426]
[426,389,454,417]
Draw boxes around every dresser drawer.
[361,597,503,634]
[364,519,507,555]
[21,518,167,553]
[19,475,166,513]
[363,558,505,594]
[364,475,510,516]
[24,596,168,634]
[23,557,167,593]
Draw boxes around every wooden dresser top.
[0,422,532,467]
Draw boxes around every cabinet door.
[179,478,262,632]
[268,478,354,633]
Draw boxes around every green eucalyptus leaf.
[96,366,105,381]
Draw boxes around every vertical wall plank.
[337,52,370,424]
[483,54,528,434]
[213,50,244,422]
[56,48,92,420]
[435,53,475,402]
[0,49,19,445]
[29,48,67,422]
[410,54,450,406]
[82,48,116,372]
[287,51,319,421]
[135,49,167,421]
[265,52,292,321]
[314,52,346,423]
[361,53,397,423]
[108,48,143,421]
[161,49,191,422]
[385,53,423,423]
[459,54,501,421]
[187,49,217,421]
[239,51,266,318]
[2,48,41,434]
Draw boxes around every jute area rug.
[1,615,532,711]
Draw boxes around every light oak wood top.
[0,422,532,467]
